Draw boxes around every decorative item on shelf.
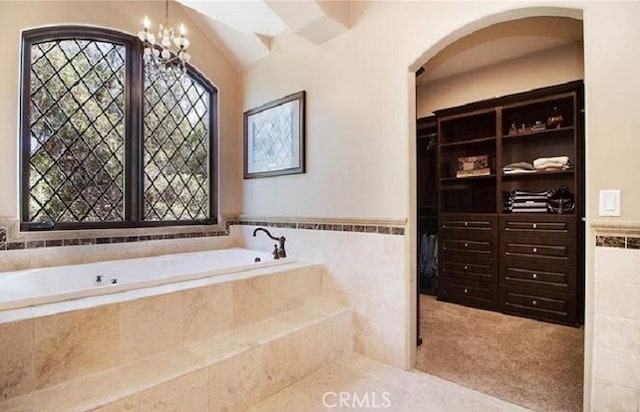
[518,123,527,134]
[547,186,575,214]
[138,0,191,79]
[546,106,564,128]
[530,120,546,131]
[456,155,490,178]
[508,122,518,135]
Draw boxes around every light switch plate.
[599,190,621,216]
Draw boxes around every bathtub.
[0,247,284,311]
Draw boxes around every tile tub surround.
[0,216,404,273]
[235,220,408,369]
[592,226,640,412]
[0,261,337,404]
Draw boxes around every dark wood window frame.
[19,26,218,231]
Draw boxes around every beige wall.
[0,1,243,220]
[417,42,584,117]
[243,1,640,409]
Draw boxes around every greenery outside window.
[20,26,217,230]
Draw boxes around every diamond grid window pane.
[143,71,210,221]
[28,39,126,223]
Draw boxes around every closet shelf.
[440,136,496,148]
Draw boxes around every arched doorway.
[409,8,586,411]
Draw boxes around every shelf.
[502,169,574,179]
[441,174,496,183]
[440,136,496,148]
[502,126,574,143]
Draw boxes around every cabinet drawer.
[499,286,576,325]
[500,260,575,293]
[441,236,497,258]
[440,257,497,282]
[438,279,498,310]
[441,214,497,237]
[500,215,576,238]
[500,237,575,264]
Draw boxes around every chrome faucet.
[252,227,286,259]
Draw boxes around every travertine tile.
[37,367,135,412]
[245,386,316,412]
[594,280,640,319]
[595,315,640,355]
[90,395,139,412]
[0,392,39,412]
[0,319,34,400]
[119,292,183,363]
[232,275,272,327]
[594,347,640,389]
[185,330,258,365]
[251,354,528,412]
[34,305,119,389]
[595,247,640,284]
[298,312,352,377]
[118,348,204,392]
[231,317,294,345]
[592,379,639,412]
[262,330,303,398]
[208,346,265,412]
[269,265,322,314]
[139,369,208,412]
[182,283,233,343]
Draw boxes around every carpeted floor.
[416,295,584,412]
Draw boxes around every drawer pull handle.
[442,224,446,229]
[464,222,468,227]
[533,223,537,229]
[532,300,537,305]
[464,265,468,270]
[532,273,538,279]
[532,247,537,253]
[464,243,468,248]
[464,288,468,294]
[443,246,447,250]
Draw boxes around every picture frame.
[243,91,306,179]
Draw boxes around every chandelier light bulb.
[139,0,191,78]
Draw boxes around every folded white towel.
[533,156,569,169]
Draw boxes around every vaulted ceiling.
[176,0,350,67]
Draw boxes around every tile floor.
[249,353,530,411]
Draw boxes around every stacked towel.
[533,156,570,171]
[503,161,536,175]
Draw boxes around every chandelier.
[138,0,191,77]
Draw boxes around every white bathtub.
[0,247,283,311]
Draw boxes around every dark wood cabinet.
[435,81,584,326]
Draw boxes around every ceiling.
[175,0,350,67]
[417,17,584,86]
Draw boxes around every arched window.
[20,26,217,230]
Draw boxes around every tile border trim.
[593,221,640,249]
[228,217,406,236]
[0,216,406,251]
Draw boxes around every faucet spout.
[252,227,287,259]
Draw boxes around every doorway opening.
[414,16,585,412]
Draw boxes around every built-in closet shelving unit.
[434,80,584,326]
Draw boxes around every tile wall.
[0,216,408,369]
[592,231,640,411]
[235,221,408,368]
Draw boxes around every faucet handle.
[272,244,280,260]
